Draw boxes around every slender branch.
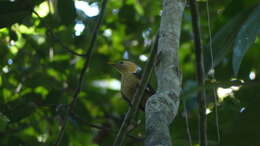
[205,0,221,142]
[32,10,86,57]
[32,102,143,142]
[70,112,144,142]
[0,124,29,136]
[183,102,193,146]
[112,35,159,146]
[48,31,87,57]
[213,88,221,143]
[188,0,207,146]
[53,0,108,145]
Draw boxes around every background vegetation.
[0,0,259,145]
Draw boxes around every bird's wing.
[121,91,133,107]
[133,72,155,95]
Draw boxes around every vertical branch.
[145,0,186,146]
[53,0,108,145]
[213,88,220,143]
[112,35,159,146]
[189,0,207,146]
[206,0,221,143]
[184,103,193,146]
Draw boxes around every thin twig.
[53,0,108,145]
[0,124,29,136]
[183,102,193,146]
[48,31,87,57]
[213,88,220,143]
[32,10,86,57]
[206,1,221,143]
[112,35,159,146]
[71,112,144,142]
[188,0,207,146]
[206,1,214,71]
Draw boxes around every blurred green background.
[0,0,260,145]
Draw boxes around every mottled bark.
[145,0,186,146]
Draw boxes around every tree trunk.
[145,0,186,145]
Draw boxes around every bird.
[110,60,155,111]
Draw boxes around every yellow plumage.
[110,61,154,110]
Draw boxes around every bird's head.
[109,61,138,74]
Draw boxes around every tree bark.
[145,0,186,146]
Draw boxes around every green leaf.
[204,5,259,75]
[57,0,76,25]
[232,5,260,76]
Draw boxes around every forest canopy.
[0,0,260,146]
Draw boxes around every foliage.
[0,0,259,146]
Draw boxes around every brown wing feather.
[133,72,155,95]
